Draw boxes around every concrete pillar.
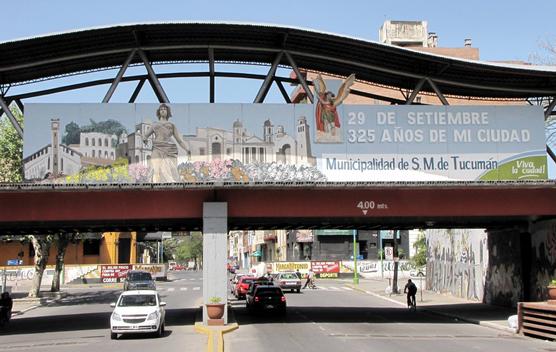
[202,202,228,324]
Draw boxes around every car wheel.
[110,332,118,340]
[296,288,300,293]
[158,323,165,338]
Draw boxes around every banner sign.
[311,260,340,278]
[100,264,132,283]
[23,104,547,183]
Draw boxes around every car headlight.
[147,311,159,320]
[112,312,122,321]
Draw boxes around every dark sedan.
[245,285,286,315]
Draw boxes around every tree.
[412,230,427,267]
[529,38,556,66]
[62,121,81,145]
[28,235,54,298]
[0,106,23,182]
[176,232,203,269]
[51,233,79,292]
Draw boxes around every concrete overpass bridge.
[0,181,555,234]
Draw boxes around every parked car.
[234,276,256,299]
[123,270,156,291]
[246,285,286,315]
[274,272,302,293]
[230,273,250,293]
[110,290,166,339]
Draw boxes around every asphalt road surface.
[226,278,552,352]
[0,271,553,352]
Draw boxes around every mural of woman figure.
[143,104,189,183]
[314,73,355,142]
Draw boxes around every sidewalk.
[10,291,68,316]
[342,277,517,333]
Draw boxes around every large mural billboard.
[22,102,547,183]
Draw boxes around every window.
[83,239,100,255]
[85,138,89,146]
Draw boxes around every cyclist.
[404,279,417,310]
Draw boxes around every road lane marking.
[193,287,201,290]
[180,287,188,291]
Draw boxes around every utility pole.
[392,230,399,294]
[353,229,359,285]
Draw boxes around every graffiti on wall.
[531,221,556,301]
[426,229,487,301]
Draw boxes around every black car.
[123,270,156,291]
[245,285,286,315]
[245,277,273,296]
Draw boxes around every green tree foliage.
[176,232,203,263]
[412,230,427,267]
[62,121,81,145]
[0,106,23,182]
[62,119,127,147]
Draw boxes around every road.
[0,270,207,352]
[0,271,552,352]
[226,278,550,352]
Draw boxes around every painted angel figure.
[314,73,356,142]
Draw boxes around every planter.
[548,286,556,304]
[206,303,225,319]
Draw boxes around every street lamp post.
[353,229,359,285]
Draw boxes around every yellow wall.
[0,232,137,266]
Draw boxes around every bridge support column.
[202,202,228,325]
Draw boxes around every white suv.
[110,290,166,339]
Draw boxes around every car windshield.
[281,273,298,279]
[128,272,152,281]
[241,277,255,283]
[118,294,157,307]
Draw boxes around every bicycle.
[407,295,417,312]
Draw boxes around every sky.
[2,0,554,63]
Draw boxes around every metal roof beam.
[0,96,22,138]
[427,78,450,106]
[209,47,215,103]
[138,49,170,103]
[275,80,292,104]
[254,51,283,103]
[129,78,146,103]
[544,96,556,120]
[2,42,555,96]
[405,78,426,105]
[102,49,136,103]
[285,52,314,103]
[548,145,556,164]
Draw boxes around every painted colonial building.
[185,117,315,165]
[23,119,82,180]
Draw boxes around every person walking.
[303,270,315,289]
[404,279,417,309]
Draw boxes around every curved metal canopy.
[1,22,556,99]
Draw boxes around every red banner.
[311,261,340,273]
[100,264,132,283]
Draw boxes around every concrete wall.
[484,228,525,307]
[529,219,556,301]
[425,229,488,301]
